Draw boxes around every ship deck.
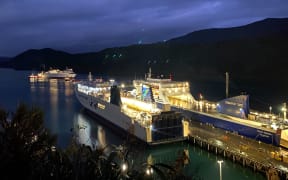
[202,110,275,132]
[168,95,287,133]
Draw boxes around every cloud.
[1,0,288,56]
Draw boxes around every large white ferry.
[44,67,76,79]
[28,67,76,81]
[128,69,288,148]
[74,72,190,145]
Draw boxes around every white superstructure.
[44,68,76,79]
[133,68,196,111]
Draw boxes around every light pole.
[269,106,272,115]
[269,106,272,121]
[217,160,223,180]
[282,103,287,121]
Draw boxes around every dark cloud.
[1,0,288,56]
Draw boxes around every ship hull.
[172,107,281,146]
[75,89,186,145]
[75,90,148,142]
[45,73,76,79]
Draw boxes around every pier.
[187,121,288,180]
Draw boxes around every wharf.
[188,120,288,180]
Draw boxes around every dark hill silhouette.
[4,17,288,107]
[168,18,288,44]
[11,48,73,70]
[0,56,11,61]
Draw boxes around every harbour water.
[0,68,265,179]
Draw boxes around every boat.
[28,73,38,81]
[127,68,288,148]
[28,71,46,81]
[43,67,76,79]
[172,95,288,147]
[133,69,288,148]
[75,68,288,148]
[74,74,189,145]
[28,67,76,81]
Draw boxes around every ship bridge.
[133,78,196,111]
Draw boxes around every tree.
[0,103,57,180]
[0,104,191,179]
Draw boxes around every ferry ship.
[28,71,46,81]
[44,68,76,79]
[172,95,288,147]
[74,75,190,145]
[28,67,76,81]
[132,69,288,148]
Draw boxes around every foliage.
[0,103,58,179]
[0,104,191,179]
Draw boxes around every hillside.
[4,18,288,108]
[168,18,288,44]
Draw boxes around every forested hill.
[5,18,288,91]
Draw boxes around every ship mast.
[148,67,152,78]
[225,72,229,98]
[88,72,93,81]
[283,102,287,121]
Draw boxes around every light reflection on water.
[73,112,108,149]
[0,69,266,180]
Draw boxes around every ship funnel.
[110,85,122,106]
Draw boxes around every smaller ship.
[28,71,46,81]
[28,67,76,81]
[28,73,38,82]
[44,67,76,79]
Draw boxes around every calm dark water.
[0,68,265,179]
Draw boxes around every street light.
[269,106,272,121]
[269,106,272,115]
[121,162,128,172]
[282,103,287,121]
[217,160,223,180]
[146,167,153,176]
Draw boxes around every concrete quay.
[188,120,288,180]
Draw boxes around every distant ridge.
[11,48,73,70]
[4,18,288,85]
[168,18,288,44]
[0,56,12,67]
[0,56,11,62]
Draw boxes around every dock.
[188,120,288,180]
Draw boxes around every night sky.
[1,0,288,57]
